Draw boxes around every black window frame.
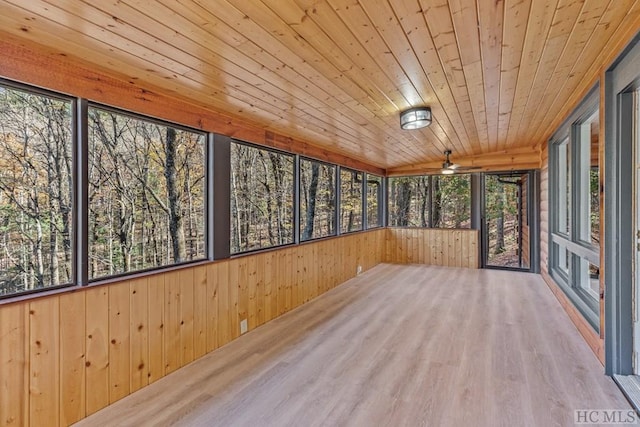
[0,77,386,302]
[86,102,210,282]
[365,173,384,229]
[386,174,472,229]
[229,139,296,255]
[298,156,338,242]
[338,167,364,234]
[0,79,77,299]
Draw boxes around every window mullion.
[76,98,89,286]
[363,174,368,230]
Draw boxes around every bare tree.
[0,88,72,293]
[164,127,186,262]
[302,162,319,240]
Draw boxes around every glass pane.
[590,167,599,245]
[556,139,570,235]
[387,176,430,227]
[588,112,600,245]
[366,174,382,228]
[88,107,206,278]
[230,143,294,253]
[299,159,336,240]
[576,257,599,301]
[432,174,471,228]
[559,246,570,275]
[589,262,600,299]
[0,85,73,295]
[485,174,529,268]
[340,169,363,233]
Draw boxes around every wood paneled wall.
[0,225,481,427]
[540,147,549,275]
[384,228,479,269]
[0,230,385,427]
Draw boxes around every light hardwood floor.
[76,264,630,426]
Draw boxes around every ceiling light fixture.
[400,107,432,130]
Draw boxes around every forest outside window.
[578,110,600,246]
[388,175,471,228]
[367,174,383,228]
[88,106,207,279]
[230,142,294,254]
[388,176,429,227]
[339,168,363,233]
[0,83,74,296]
[299,158,336,241]
[433,175,471,228]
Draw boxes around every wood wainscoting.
[0,227,484,427]
[0,229,385,427]
[384,228,479,269]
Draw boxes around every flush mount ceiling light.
[400,106,432,130]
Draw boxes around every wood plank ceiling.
[0,0,638,171]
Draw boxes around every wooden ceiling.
[0,0,638,171]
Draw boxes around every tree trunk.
[303,162,319,240]
[327,168,335,234]
[397,180,411,226]
[269,153,286,243]
[432,177,442,228]
[419,177,429,227]
[231,168,241,253]
[34,217,44,288]
[495,185,506,254]
[117,198,131,272]
[164,127,186,262]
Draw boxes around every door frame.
[604,34,640,376]
[479,170,540,273]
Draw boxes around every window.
[578,111,600,245]
[0,84,73,296]
[556,138,570,236]
[366,174,383,228]
[549,87,600,330]
[388,175,471,228]
[0,78,379,298]
[230,142,294,253]
[339,168,363,233]
[299,158,336,240]
[388,176,429,227]
[432,175,471,228]
[88,107,206,279]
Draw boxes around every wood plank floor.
[76,264,630,426]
